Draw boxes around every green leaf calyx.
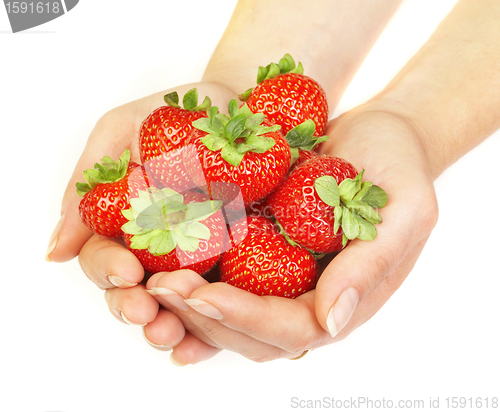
[164,88,211,112]
[239,54,305,102]
[192,100,281,167]
[314,170,388,244]
[76,149,131,196]
[284,120,329,151]
[256,53,304,84]
[122,188,222,255]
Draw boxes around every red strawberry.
[139,88,210,192]
[122,189,226,275]
[186,100,291,207]
[244,149,318,217]
[241,54,329,138]
[265,155,388,253]
[76,149,150,238]
[220,215,318,298]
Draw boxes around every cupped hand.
[46,82,238,341]
[314,104,438,340]
[136,102,439,364]
[47,82,237,267]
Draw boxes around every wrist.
[203,0,403,108]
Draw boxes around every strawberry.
[122,188,226,275]
[186,100,291,207]
[265,155,388,254]
[240,54,329,138]
[244,147,319,217]
[76,149,150,238]
[220,215,318,298]
[139,88,210,192]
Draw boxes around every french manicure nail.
[108,275,138,288]
[148,287,190,312]
[119,310,147,326]
[142,327,172,351]
[45,214,65,262]
[184,299,224,320]
[326,287,359,338]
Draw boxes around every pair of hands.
[48,82,438,365]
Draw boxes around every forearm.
[203,0,402,108]
[372,0,500,178]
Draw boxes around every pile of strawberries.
[77,55,387,299]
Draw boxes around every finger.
[78,235,145,290]
[46,210,92,263]
[170,332,222,366]
[146,269,219,349]
[105,284,159,326]
[142,308,185,351]
[332,236,429,341]
[146,269,211,296]
[185,282,329,357]
[148,270,294,361]
[144,271,224,363]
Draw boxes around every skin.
[47,0,500,364]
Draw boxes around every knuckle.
[356,248,395,292]
[369,251,393,280]
[411,185,439,228]
[417,191,439,233]
[194,319,219,336]
[285,330,316,354]
[374,252,392,275]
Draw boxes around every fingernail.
[326,287,359,338]
[119,310,147,326]
[45,214,65,262]
[184,299,224,320]
[147,287,190,312]
[142,327,172,351]
[170,353,188,367]
[108,275,138,288]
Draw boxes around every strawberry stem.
[164,88,211,112]
[76,149,131,196]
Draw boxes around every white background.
[1,1,499,411]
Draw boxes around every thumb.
[45,165,93,263]
[315,185,438,339]
[46,115,138,263]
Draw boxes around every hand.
[46,82,238,347]
[135,102,438,364]
[314,103,438,339]
[47,82,237,266]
